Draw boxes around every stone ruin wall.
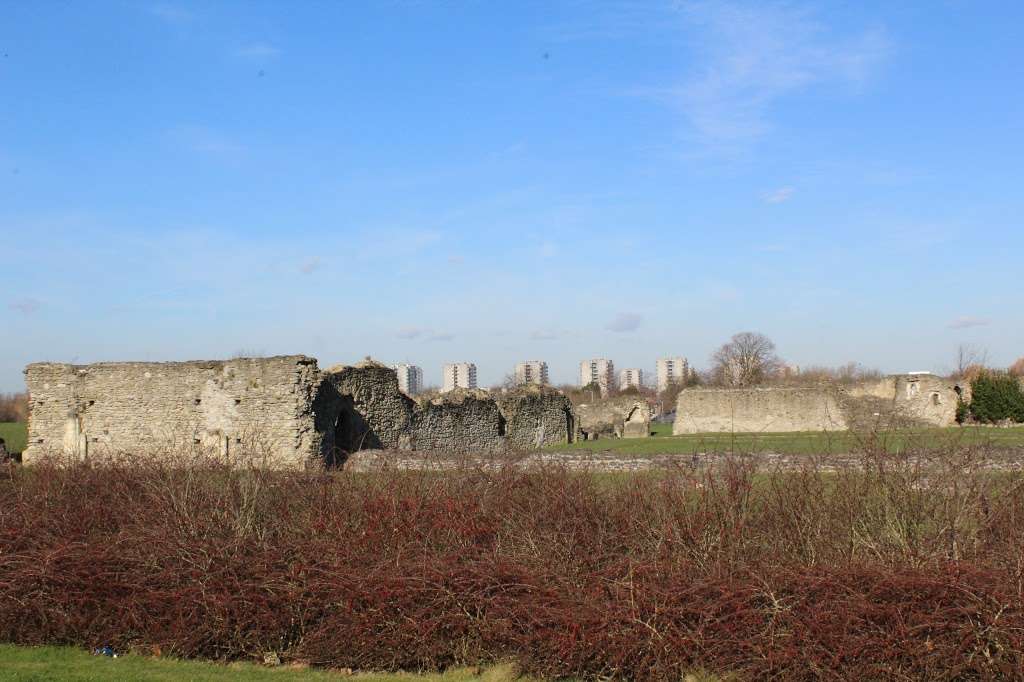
[673,374,966,435]
[497,386,576,449]
[575,396,652,440]
[23,358,578,468]
[411,391,507,453]
[673,387,847,435]
[320,362,576,456]
[23,356,323,468]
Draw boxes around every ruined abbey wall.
[673,374,965,435]
[411,391,508,453]
[576,396,652,440]
[23,356,323,467]
[673,387,847,434]
[21,356,576,467]
[323,363,576,455]
[497,386,576,449]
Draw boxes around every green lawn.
[0,422,26,454]
[553,421,1024,456]
[0,645,529,682]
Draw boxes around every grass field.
[551,421,1024,456]
[6,419,1024,458]
[0,422,26,454]
[0,645,541,682]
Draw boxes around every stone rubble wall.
[319,361,416,452]
[319,363,576,458]
[21,357,576,468]
[576,396,652,440]
[673,387,847,435]
[674,375,967,434]
[411,390,508,453]
[497,385,576,449]
[23,356,322,468]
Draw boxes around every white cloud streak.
[948,316,990,330]
[606,312,643,333]
[762,186,795,203]
[674,1,891,149]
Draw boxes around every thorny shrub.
[1,440,1023,680]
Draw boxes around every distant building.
[619,368,643,390]
[393,363,423,395]
[514,360,549,386]
[579,358,615,396]
[442,362,477,392]
[656,357,689,393]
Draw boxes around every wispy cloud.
[233,43,282,60]
[170,126,246,158]
[948,316,990,330]
[299,257,321,275]
[762,186,795,203]
[396,327,455,342]
[606,312,643,333]
[359,228,442,258]
[8,298,41,315]
[397,327,426,340]
[150,3,193,23]
[672,1,890,150]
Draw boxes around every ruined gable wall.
[497,386,575,449]
[24,356,321,467]
[673,387,848,434]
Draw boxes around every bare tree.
[1009,357,1024,377]
[711,332,783,387]
[954,344,988,379]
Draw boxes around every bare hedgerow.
[1,436,1024,679]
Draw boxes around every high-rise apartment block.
[442,362,477,392]
[579,358,615,396]
[393,363,423,395]
[514,360,549,386]
[619,368,643,390]
[656,357,689,393]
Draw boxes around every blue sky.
[1,1,1022,391]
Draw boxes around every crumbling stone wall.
[23,356,578,468]
[576,396,652,440]
[673,387,846,434]
[674,375,966,434]
[319,361,416,453]
[411,390,508,453]
[325,366,576,455]
[891,374,964,428]
[24,356,323,467]
[497,385,576,449]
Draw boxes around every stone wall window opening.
[932,392,941,406]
